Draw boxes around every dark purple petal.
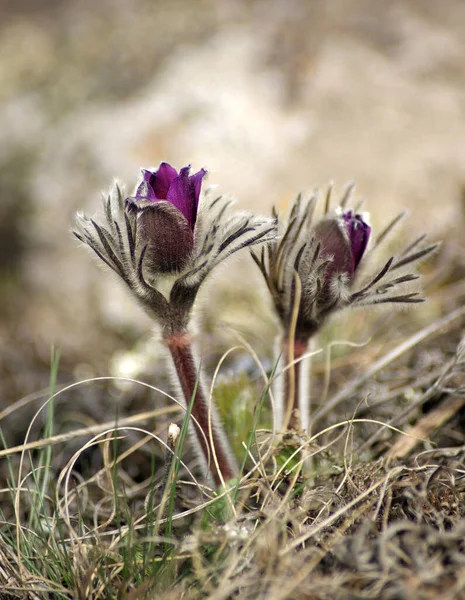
[136,200,194,273]
[192,168,207,202]
[314,218,354,277]
[166,166,206,230]
[343,211,371,269]
[136,164,179,201]
[141,170,153,184]
[133,163,206,228]
[151,162,179,199]
[136,174,156,201]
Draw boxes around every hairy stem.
[165,332,237,486]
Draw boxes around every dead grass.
[1,301,465,599]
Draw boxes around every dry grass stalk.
[387,395,465,461]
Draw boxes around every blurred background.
[1,0,465,430]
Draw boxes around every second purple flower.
[252,183,437,431]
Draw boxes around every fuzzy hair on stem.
[165,331,238,486]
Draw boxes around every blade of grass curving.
[40,347,60,509]
[27,347,61,535]
[143,451,159,578]
[112,408,121,535]
[0,429,17,505]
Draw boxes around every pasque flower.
[252,184,437,431]
[74,163,277,486]
[308,208,371,316]
[126,163,205,273]
[75,163,276,335]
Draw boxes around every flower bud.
[128,199,194,273]
[136,163,206,230]
[313,210,371,289]
[127,163,207,273]
[75,162,276,331]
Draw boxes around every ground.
[1,1,465,598]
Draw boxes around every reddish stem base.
[165,332,237,486]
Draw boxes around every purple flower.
[252,184,436,343]
[313,210,371,286]
[136,163,206,230]
[74,163,277,334]
[343,210,371,271]
[127,163,207,273]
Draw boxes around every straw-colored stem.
[282,337,309,430]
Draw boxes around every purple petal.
[166,166,206,230]
[314,219,354,277]
[136,171,157,201]
[135,164,179,201]
[151,162,178,199]
[141,170,153,184]
[192,168,207,202]
[343,211,371,269]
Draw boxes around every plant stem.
[165,331,237,486]
[282,337,309,431]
